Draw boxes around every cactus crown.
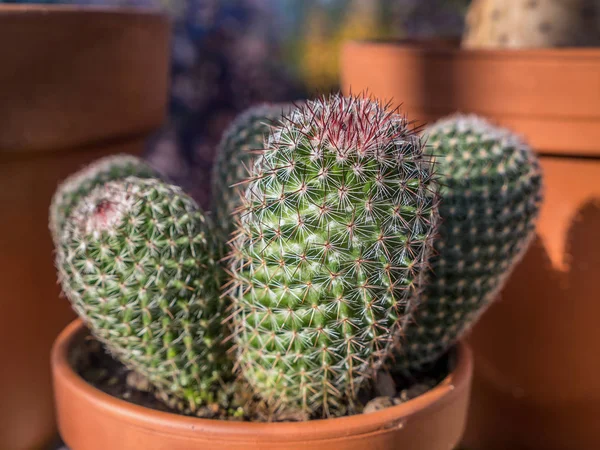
[392,114,543,371]
[49,154,158,246]
[56,176,230,412]
[228,94,440,418]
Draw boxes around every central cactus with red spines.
[228,94,440,418]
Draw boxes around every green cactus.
[212,103,296,239]
[49,154,159,247]
[55,176,230,412]
[228,94,440,418]
[392,114,543,371]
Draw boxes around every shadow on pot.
[464,199,600,450]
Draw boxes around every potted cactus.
[50,94,541,449]
[341,2,600,448]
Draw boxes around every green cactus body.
[229,95,439,418]
[212,103,295,239]
[393,114,543,371]
[56,177,229,412]
[49,154,159,246]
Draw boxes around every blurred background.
[2,0,470,206]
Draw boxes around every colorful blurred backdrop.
[1,0,470,205]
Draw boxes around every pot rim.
[345,38,600,59]
[0,4,164,17]
[52,319,472,442]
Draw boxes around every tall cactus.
[55,177,230,412]
[392,114,543,371]
[49,154,159,246]
[228,94,440,418]
[212,103,296,239]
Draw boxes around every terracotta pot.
[462,157,600,450]
[341,39,600,449]
[341,39,600,157]
[0,6,170,449]
[52,320,473,450]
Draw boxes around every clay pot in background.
[0,6,170,449]
[463,158,600,450]
[341,40,600,449]
[52,320,472,450]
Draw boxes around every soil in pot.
[69,329,453,422]
[54,320,472,450]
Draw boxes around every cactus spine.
[228,94,440,418]
[49,154,158,246]
[212,103,296,239]
[56,177,230,412]
[392,114,543,371]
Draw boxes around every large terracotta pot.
[341,40,600,449]
[0,6,170,449]
[52,319,473,450]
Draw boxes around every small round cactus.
[228,94,440,418]
[392,114,543,371]
[462,0,600,48]
[49,154,159,246]
[212,103,296,239]
[56,177,230,412]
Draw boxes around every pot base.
[53,320,473,450]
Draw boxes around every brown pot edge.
[343,39,600,59]
[0,4,169,19]
[52,319,473,441]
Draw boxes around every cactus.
[55,177,230,412]
[212,103,295,239]
[228,94,440,418]
[49,154,159,246]
[392,114,543,371]
[462,0,600,49]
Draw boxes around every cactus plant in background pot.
[50,94,542,450]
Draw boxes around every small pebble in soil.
[126,371,151,392]
[374,371,397,397]
[363,396,397,414]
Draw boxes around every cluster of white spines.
[49,154,158,245]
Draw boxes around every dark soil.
[70,336,180,415]
[71,331,453,421]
